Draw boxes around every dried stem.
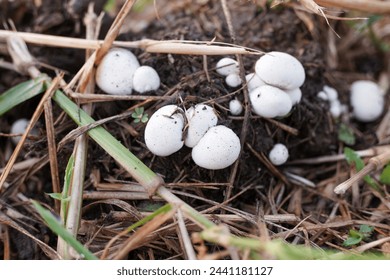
[315,0,390,14]
[43,98,61,212]
[0,30,260,55]
[176,209,197,260]
[334,149,390,194]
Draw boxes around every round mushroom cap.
[133,66,160,93]
[216,57,239,76]
[245,72,265,92]
[10,118,28,144]
[350,80,384,122]
[323,85,338,102]
[249,85,293,118]
[144,105,184,156]
[255,51,305,90]
[225,73,242,87]
[96,48,140,95]
[285,87,302,105]
[192,125,241,170]
[269,143,289,166]
[229,99,243,116]
[10,118,39,145]
[329,100,343,118]
[185,104,218,148]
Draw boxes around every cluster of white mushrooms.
[144,104,241,170]
[95,48,160,95]
[317,80,384,122]
[217,51,305,120]
[90,48,386,170]
[216,51,306,165]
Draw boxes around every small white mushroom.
[192,125,241,170]
[285,88,302,105]
[329,100,343,118]
[255,51,305,90]
[96,48,140,95]
[350,80,384,122]
[317,91,328,100]
[216,57,239,76]
[133,66,160,93]
[249,85,292,118]
[269,143,289,166]
[144,105,184,156]
[245,72,265,92]
[229,99,243,116]
[225,73,242,87]
[10,118,38,145]
[323,85,338,102]
[185,104,218,148]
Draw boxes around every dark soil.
[0,1,389,259]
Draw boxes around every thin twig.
[43,97,61,213]
[0,30,261,55]
[176,209,197,260]
[316,0,390,14]
[334,149,390,194]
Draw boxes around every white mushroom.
[192,125,241,170]
[229,99,243,116]
[245,72,265,92]
[225,73,242,87]
[255,51,305,90]
[216,57,239,76]
[249,85,292,118]
[133,66,160,93]
[350,80,384,122]
[10,118,38,145]
[317,91,328,100]
[185,104,218,148]
[96,48,140,95]
[323,85,338,102]
[144,105,184,156]
[285,87,302,105]
[269,143,289,166]
[329,100,342,118]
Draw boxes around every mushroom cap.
[249,85,293,118]
[185,104,218,148]
[329,100,342,118]
[96,48,140,95]
[269,143,289,166]
[216,57,239,76]
[350,80,384,122]
[192,125,241,170]
[229,99,243,116]
[317,91,328,101]
[144,105,184,156]
[10,118,28,145]
[133,65,160,93]
[10,118,38,145]
[323,85,338,102]
[245,72,265,92]
[255,51,305,90]
[285,87,302,105]
[225,73,242,87]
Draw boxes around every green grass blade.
[52,89,161,190]
[32,200,98,260]
[0,76,46,116]
[126,203,172,232]
[61,154,75,223]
